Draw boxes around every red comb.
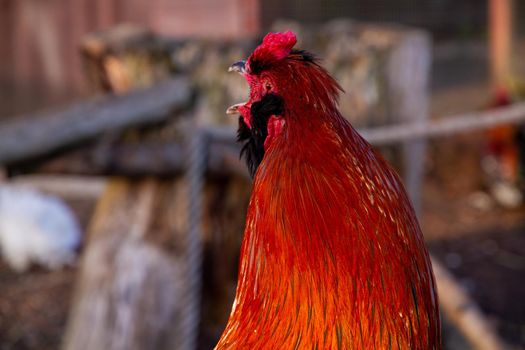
[248,31,297,72]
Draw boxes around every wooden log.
[16,139,247,178]
[385,30,431,215]
[0,77,191,165]
[62,179,190,350]
[80,25,174,93]
[431,256,512,350]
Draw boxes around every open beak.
[226,102,244,115]
[228,60,246,74]
[227,61,247,115]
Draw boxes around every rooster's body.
[217,32,441,349]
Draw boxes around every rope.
[205,102,525,146]
[179,129,207,350]
[361,102,525,145]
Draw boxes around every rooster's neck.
[217,116,441,350]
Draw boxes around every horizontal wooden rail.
[0,77,191,164]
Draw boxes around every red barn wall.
[0,0,260,117]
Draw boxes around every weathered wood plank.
[385,30,431,214]
[0,77,191,164]
[22,139,247,178]
[63,179,188,350]
[432,256,511,350]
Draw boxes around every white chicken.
[0,185,81,272]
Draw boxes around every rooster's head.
[227,31,341,177]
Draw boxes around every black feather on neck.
[237,93,284,178]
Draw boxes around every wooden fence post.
[386,30,431,215]
[62,179,190,350]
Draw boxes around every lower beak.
[226,102,245,115]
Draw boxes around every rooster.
[217,32,441,349]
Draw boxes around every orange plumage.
[217,32,441,349]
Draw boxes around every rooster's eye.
[265,82,272,91]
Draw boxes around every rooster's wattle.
[217,31,441,349]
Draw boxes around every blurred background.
[0,0,524,349]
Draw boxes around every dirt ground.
[423,134,525,348]
[0,264,75,350]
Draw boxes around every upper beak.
[228,60,246,74]
[226,103,244,115]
